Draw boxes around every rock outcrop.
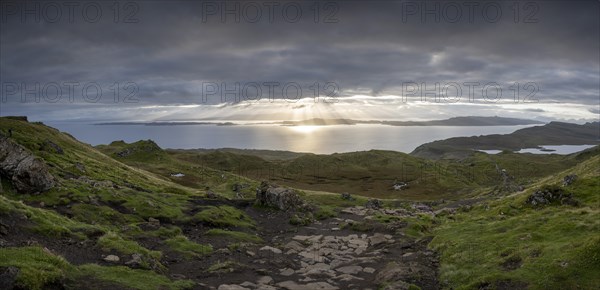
[365,198,382,209]
[0,136,55,194]
[40,139,64,155]
[255,181,303,210]
[526,185,577,207]
[563,174,578,186]
[340,192,354,201]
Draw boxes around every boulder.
[255,181,303,210]
[411,203,432,212]
[563,174,578,186]
[526,185,577,207]
[0,136,55,194]
[363,267,376,273]
[240,282,256,288]
[259,246,282,255]
[368,233,389,246]
[284,241,305,252]
[340,192,354,200]
[218,285,251,290]
[277,281,339,290]
[257,276,274,285]
[232,183,249,192]
[147,217,160,229]
[257,285,278,290]
[0,266,19,290]
[124,253,143,268]
[365,198,382,209]
[392,182,409,190]
[335,265,363,275]
[74,162,86,173]
[116,148,133,158]
[206,190,218,198]
[103,255,120,263]
[280,268,295,276]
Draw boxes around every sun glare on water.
[289,125,321,134]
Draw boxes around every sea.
[44,122,559,154]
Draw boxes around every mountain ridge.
[94,116,545,127]
[411,121,600,159]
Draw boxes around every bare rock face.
[255,181,303,210]
[0,136,55,194]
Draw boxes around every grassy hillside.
[1,117,598,289]
[430,154,600,289]
[168,148,307,161]
[135,145,589,201]
[98,141,447,201]
[96,141,260,199]
[0,118,259,289]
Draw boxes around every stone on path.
[259,246,283,254]
[336,265,363,275]
[103,255,120,263]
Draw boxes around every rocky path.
[1,198,440,290]
[212,205,440,290]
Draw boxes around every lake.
[478,144,597,155]
[46,122,539,154]
[516,145,597,154]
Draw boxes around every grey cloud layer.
[1,0,598,117]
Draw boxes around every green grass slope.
[155,149,480,200]
[96,141,260,198]
[167,147,589,201]
[0,117,255,289]
[430,153,600,289]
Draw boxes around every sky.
[1,0,599,123]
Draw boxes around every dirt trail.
[177,203,440,290]
[0,200,440,290]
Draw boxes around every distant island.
[280,116,544,126]
[94,121,237,126]
[96,116,544,127]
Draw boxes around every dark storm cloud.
[0,0,598,120]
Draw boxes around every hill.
[0,118,278,289]
[430,152,600,289]
[96,116,543,128]
[378,116,544,126]
[167,148,307,161]
[98,140,594,201]
[279,116,543,127]
[160,146,593,200]
[1,116,599,289]
[411,121,600,159]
